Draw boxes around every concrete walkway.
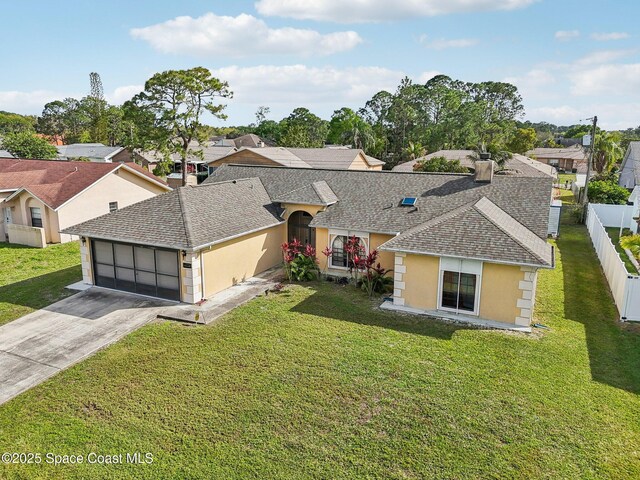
[158,267,284,324]
[0,289,172,406]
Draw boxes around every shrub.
[360,249,393,297]
[620,234,640,260]
[281,240,318,282]
[587,180,630,205]
[413,156,469,173]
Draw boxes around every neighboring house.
[393,149,557,178]
[618,141,640,189]
[0,158,170,247]
[0,150,14,158]
[208,147,385,171]
[136,142,238,187]
[57,143,132,163]
[525,145,588,173]
[65,162,553,331]
[232,133,267,148]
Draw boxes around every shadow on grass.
[290,283,468,340]
[0,265,81,312]
[559,225,640,394]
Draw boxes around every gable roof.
[233,133,264,148]
[393,150,556,177]
[208,165,552,240]
[57,143,124,161]
[379,197,553,267]
[272,180,338,206]
[217,146,384,169]
[0,158,168,210]
[63,178,283,250]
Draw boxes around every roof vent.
[401,197,417,206]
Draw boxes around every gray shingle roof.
[272,180,338,206]
[393,150,555,177]
[621,141,640,185]
[207,165,553,241]
[525,145,588,161]
[63,178,283,250]
[379,197,553,267]
[57,143,124,161]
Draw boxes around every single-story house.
[619,141,640,190]
[393,149,557,178]
[1,158,170,247]
[525,145,588,173]
[65,162,553,330]
[208,147,385,171]
[57,143,132,163]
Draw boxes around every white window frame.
[328,229,369,270]
[437,257,483,316]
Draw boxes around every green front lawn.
[0,242,82,326]
[0,226,639,478]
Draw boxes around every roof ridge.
[473,197,550,265]
[176,187,194,248]
[311,180,334,204]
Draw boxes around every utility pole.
[581,115,597,205]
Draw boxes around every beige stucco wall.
[349,152,382,171]
[478,263,524,324]
[316,227,330,271]
[7,224,46,248]
[400,254,440,310]
[369,233,395,271]
[57,168,168,240]
[201,224,286,298]
[397,253,539,326]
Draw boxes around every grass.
[0,242,82,326]
[605,227,638,274]
[558,173,577,186]
[0,226,639,478]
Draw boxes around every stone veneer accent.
[515,266,538,326]
[392,253,406,306]
[80,242,92,284]
[182,252,203,303]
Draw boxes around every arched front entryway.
[288,211,316,247]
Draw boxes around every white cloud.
[255,0,537,22]
[130,13,361,57]
[419,35,478,50]
[417,71,441,83]
[209,65,407,105]
[569,63,640,96]
[107,85,143,105]
[554,30,580,41]
[591,32,630,41]
[0,90,69,115]
[575,49,635,66]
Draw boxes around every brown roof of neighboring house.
[220,146,385,169]
[0,158,168,210]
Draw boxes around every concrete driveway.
[0,288,172,405]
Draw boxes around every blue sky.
[1,0,638,129]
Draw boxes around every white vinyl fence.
[586,204,640,321]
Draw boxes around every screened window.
[109,201,118,213]
[30,207,42,228]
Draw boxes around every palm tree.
[593,132,624,176]
[405,141,426,160]
[467,142,511,170]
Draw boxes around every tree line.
[1,67,639,183]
